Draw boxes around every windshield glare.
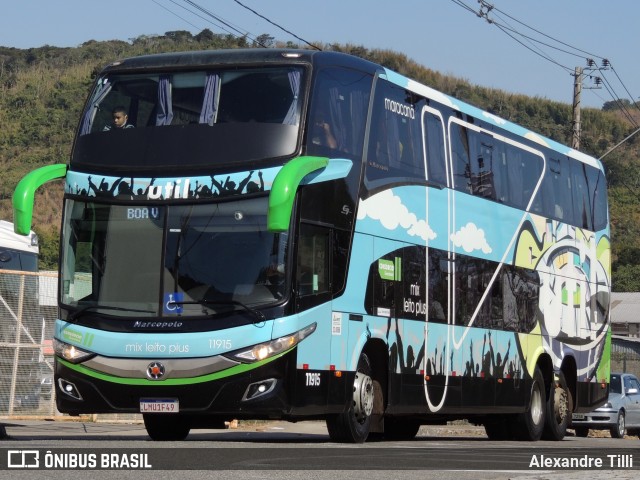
[61,198,289,317]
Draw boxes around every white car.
[571,372,640,438]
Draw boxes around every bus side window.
[532,157,560,219]
[450,123,472,193]
[307,67,371,158]
[570,160,593,230]
[365,80,425,188]
[424,111,447,186]
[586,166,608,231]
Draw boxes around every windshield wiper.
[68,304,155,322]
[170,299,266,323]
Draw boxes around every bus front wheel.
[143,414,191,441]
[326,353,374,443]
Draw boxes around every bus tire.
[326,353,374,443]
[143,414,191,441]
[542,370,570,440]
[514,366,545,441]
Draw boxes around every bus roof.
[0,220,38,255]
[100,48,375,74]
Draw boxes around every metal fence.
[0,268,57,418]
[0,269,141,422]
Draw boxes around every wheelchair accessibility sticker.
[163,292,184,314]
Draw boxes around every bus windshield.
[61,197,289,318]
[73,67,304,171]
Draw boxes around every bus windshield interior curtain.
[200,73,221,125]
[156,75,174,126]
[80,80,111,135]
[283,70,301,125]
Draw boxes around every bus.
[0,219,41,412]
[12,49,611,442]
[0,220,38,272]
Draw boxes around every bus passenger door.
[294,223,334,410]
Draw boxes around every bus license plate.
[572,413,585,420]
[140,398,179,413]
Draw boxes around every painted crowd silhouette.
[74,171,265,199]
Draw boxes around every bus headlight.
[53,339,96,364]
[225,323,316,363]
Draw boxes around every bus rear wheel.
[514,366,545,441]
[143,414,191,441]
[542,370,570,440]
[326,353,374,443]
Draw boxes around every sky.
[1,0,639,110]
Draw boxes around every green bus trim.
[267,156,328,232]
[12,163,67,235]
[58,349,290,386]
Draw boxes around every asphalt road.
[1,420,638,480]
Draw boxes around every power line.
[609,64,640,116]
[231,0,321,50]
[158,0,320,50]
[486,0,606,61]
[182,0,248,38]
[154,0,270,47]
[598,70,639,127]
[600,125,640,160]
[491,21,573,74]
[152,0,203,31]
[449,0,638,115]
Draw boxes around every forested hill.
[1,30,639,290]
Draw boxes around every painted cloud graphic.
[358,190,436,241]
[482,111,507,125]
[450,222,492,254]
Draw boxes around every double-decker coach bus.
[12,49,610,442]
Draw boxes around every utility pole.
[572,67,582,149]
[571,59,607,151]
